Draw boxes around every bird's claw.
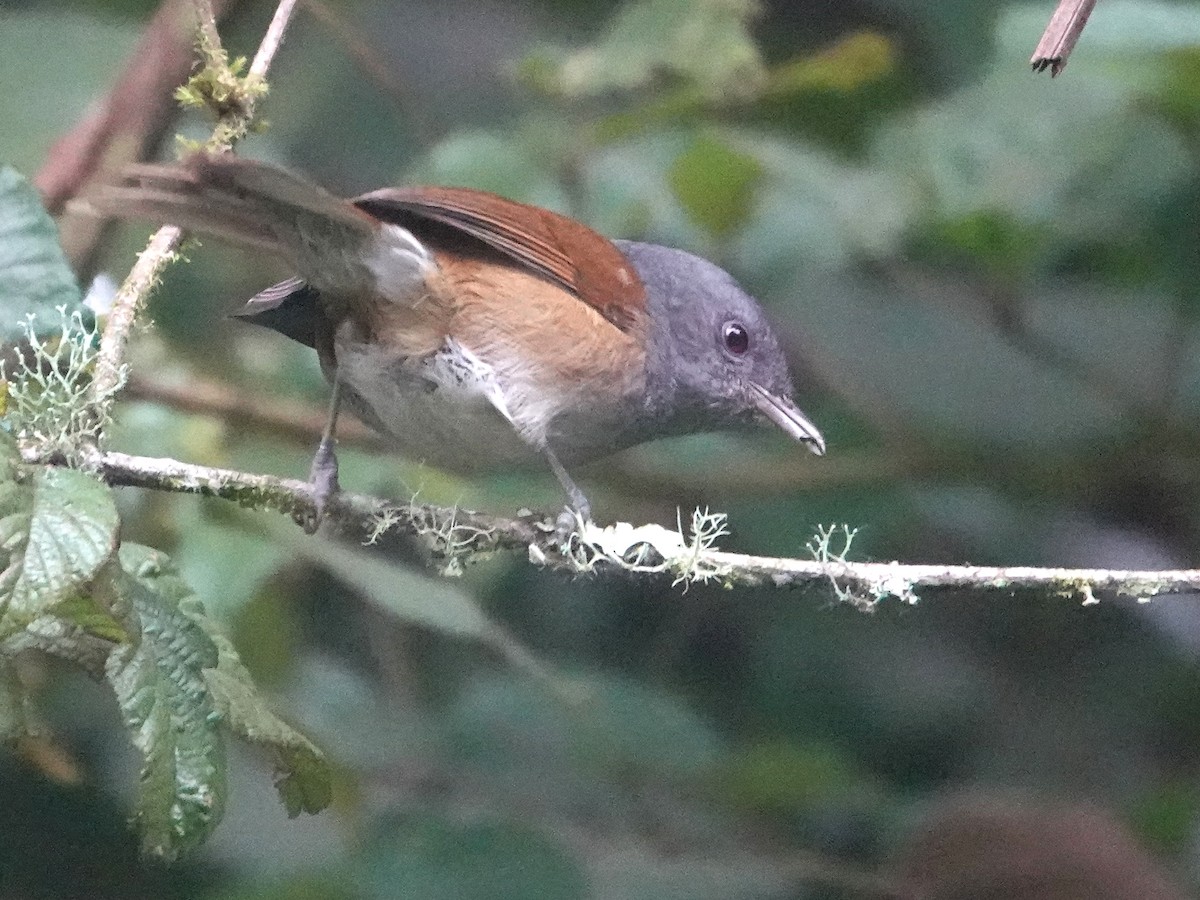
[301,436,340,534]
[554,502,591,547]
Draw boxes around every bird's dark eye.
[722,321,750,355]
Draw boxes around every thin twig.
[62,448,1200,602]
[1031,0,1099,76]
[88,0,301,426]
[250,0,300,79]
[92,225,183,402]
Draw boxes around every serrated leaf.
[0,466,119,638]
[0,167,83,340]
[103,558,226,860]
[122,542,330,819]
[668,134,762,236]
[120,541,192,604]
[203,647,331,817]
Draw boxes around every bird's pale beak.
[749,382,826,456]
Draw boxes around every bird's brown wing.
[352,187,646,334]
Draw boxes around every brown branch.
[86,448,544,554]
[63,449,1200,603]
[1031,0,1099,76]
[36,0,242,275]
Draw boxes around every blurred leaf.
[584,131,707,248]
[591,30,897,146]
[405,127,571,211]
[0,456,120,640]
[719,740,875,813]
[928,209,1052,280]
[668,134,762,236]
[208,874,359,900]
[450,673,721,778]
[228,586,302,687]
[0,658,21,741]
[1156,48,1200,134]
[540,0,764,99]
[780,271,1122,446]
[284,655,435,769]
[0,167,83,339]
[875,20,1192,239]
[103,557,227,860]
[0,13,135,176]
[356,813,586,900]
[1129,780,1200,854]
[872,0,998,84]
[764,31,896,96]
[730,134,916,273]
[172,501,285,622]
[288,535,493,639]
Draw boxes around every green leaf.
[539,0,764,100]
[764,31,896,97]
[203,645,331,817]
[273,523,569,694]
[104,552,226,860]
[668,134,763,236]
[356,814,587,900]
[449,674,721,778]
[281,531,493,639]
[0,464,120,638]
[119,541,191,604]
[50,593,129,643]
[122,542,331,819]
[718,740,876,813]
[0,167,84,340]
[407,128,571,212]
[0,657,23,741]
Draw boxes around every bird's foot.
[301,436,340,534]
[554,500,591,547]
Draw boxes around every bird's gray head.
[615,240,825,455]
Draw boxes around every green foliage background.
[4,0,1200,896]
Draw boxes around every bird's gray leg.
[304,373,343,533]
[544,448,591,540]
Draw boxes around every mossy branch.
[55,448,1200,606]
[89,0,299,429]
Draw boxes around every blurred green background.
[5,0,1200,896]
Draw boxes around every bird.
[91,153,825,530]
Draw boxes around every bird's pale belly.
[334,339,545,473]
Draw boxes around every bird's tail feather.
[84,154,379,290]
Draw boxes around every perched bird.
[93,154,824,528]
